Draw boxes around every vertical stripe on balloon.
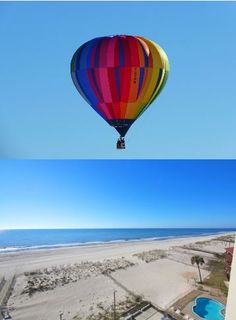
[107,68,119,102]
[100,38,109,67]
[94,41,102,68]
[107,37,116,67]
[97,68,113,103]
[137,67,145,98]
[114,38,120,67]
[137,38,150,67]
[76,70,99,106]
[118,38,125,67]
[120,67,132,102]
[128,68,140,102]
[128,36,140,67]
[114,67,121,99]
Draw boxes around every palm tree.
[191,255,205,283]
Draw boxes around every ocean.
[0,228,235,254]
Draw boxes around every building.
[225,247,234,281]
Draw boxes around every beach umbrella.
[71,35,169,149]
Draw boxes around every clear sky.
[0,160,235,229]
[0,2,236,159]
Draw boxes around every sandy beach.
[0,232,234,320]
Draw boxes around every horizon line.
[1,227,236,231]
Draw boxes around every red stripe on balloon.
[121,102,128,118]
[100,38,109,67]
[123,37,131,67]
[98,68,113,103]
[96,103,113,120]
[120,67,132,102]
[107,68,119,103]
[111,102,122,118]
[128,37,140,67]
[107,37,116,67]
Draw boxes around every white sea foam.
[0,237,171,254]
[0,231,233,254]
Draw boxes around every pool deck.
[167,288,227,320]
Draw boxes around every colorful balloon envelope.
[71,35,169,148]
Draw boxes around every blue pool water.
[193,297,225,320]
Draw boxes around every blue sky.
[0,2,236,159]
[0,160,236,229]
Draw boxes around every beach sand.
[0,233,233,320]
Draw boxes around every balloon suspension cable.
[116,136,126,149]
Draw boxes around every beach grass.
[204,256,228,296]
[204,272,228,296]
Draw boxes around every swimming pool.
[193,297,225,320]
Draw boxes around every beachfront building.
[225,247,234,280]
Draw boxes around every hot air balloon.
[71,35,169,149]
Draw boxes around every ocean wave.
[0,236,176,253]
[0,231,233,254]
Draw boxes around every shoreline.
[0,230,234,255]
[0,232,234,278]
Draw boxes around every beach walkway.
[0,276,15,320]
[0,276,15,306]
